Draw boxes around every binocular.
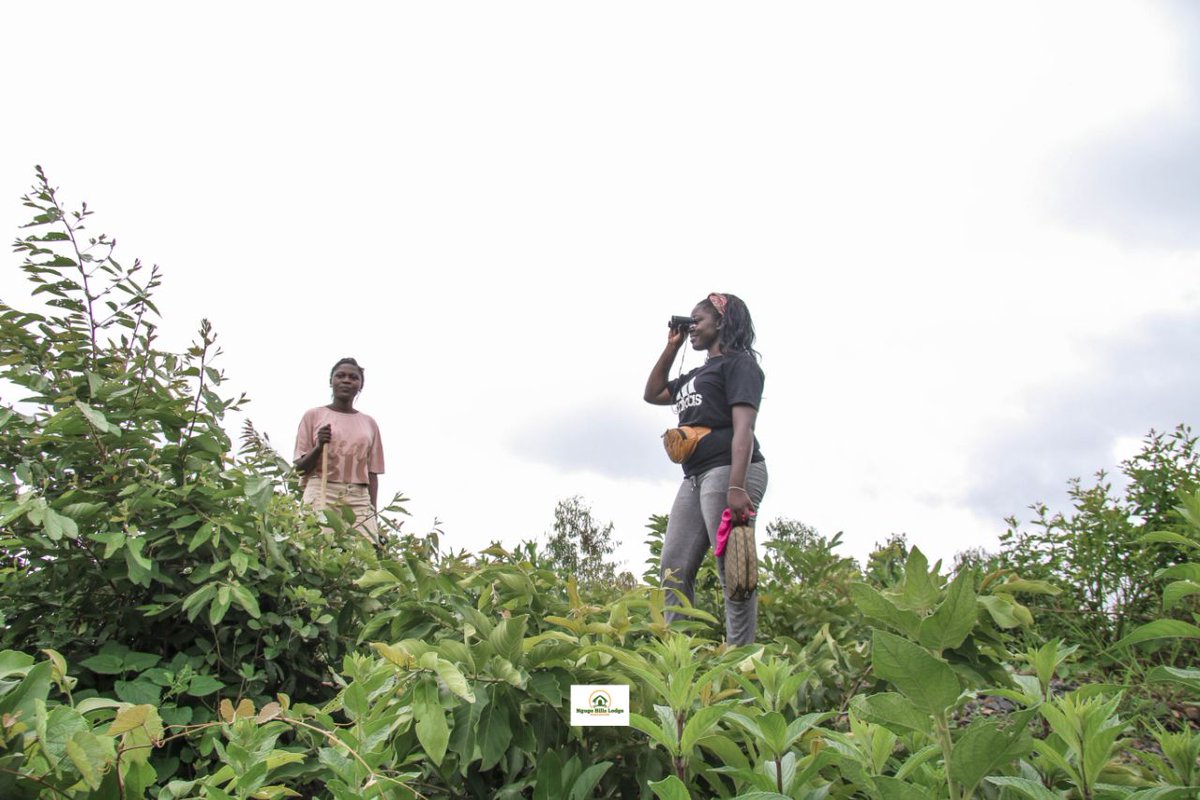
[668,315,694,332]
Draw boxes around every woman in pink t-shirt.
[294,357,386,544]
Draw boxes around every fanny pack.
[661,425,711,464]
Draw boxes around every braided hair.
[329,357,366,388]
[699,293,759,360]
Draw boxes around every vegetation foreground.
[2,169,1199,798]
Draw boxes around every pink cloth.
[715,508,734,556]
[715,506,756,555]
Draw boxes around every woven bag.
[724,523,758,602]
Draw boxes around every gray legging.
[661,461,768,645]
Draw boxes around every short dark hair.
[329,357,365,387]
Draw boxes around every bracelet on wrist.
[728,486,748,495]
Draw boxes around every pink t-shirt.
[294,407,385,485]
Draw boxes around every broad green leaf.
[75,400,112,432]
[1141,530,1200,550]
[528,671,567,705]
[121,652,160,672]
[1146,665,1200,692]
[114,679,161,706]
[895,547,941,612]
[245,476,273,512]
[918,569,977,651]
[372,642,414,669]
[108,703,153,735]
[42,506,77,541]
[523,631,579,655]
[0,650,35,677]
[667,662,700,711]
[486,656,524,687]
[43,706,88,768]
[894,743,942,781]
[786,712,832,744]
[181,584,216,622]
[1157,563,1200,583]
[79,653,127,675]
[978,594,1033,629]
[649,775,691,800]
[76,697,124,715]
[355,569,400,589]
[850,583,921,639]
[188,522,213,552]
[1125,789,1200,800]
[680,703,731,752]
[488,615,528,665]
[989,578,1061,596]
[655,703,680,750]
[434,657,475,702]
[41,648,68,686]
[1163,580,1200,610]
[230,584,261,618]
[124,538,153,587]
[568,761,613,800]
[209,585,233,625]
[849,692,932,735]
[67,730,116,790]
[874,776,932,800]
[342,681,367,720]
[1115,619,1200,649]
[236,761,270,794]
[478,686,513,771]
[630,713,673,750]
[987,776,1067,800]
[696,733,751,770]
[413,678,449,766]
[948,716,1034,795]
[122,758,157,795]
[450,689,489,768]
[185,675,225,697]
[533,749,564,800]
[0,661,51,722]
[871,630,960,715]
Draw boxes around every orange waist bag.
[661,425,712,464]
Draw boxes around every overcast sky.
[2,1,1198,572]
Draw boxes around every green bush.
[999,426,1200,655]
[3,168,1198,799]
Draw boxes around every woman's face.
[330,366,363,401]
[689,304,721,351]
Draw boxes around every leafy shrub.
[999,426,1200,655]
[0,168,399,786]
[3,168,1199,799]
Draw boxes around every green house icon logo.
[589,690,611,711]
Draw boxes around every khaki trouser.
[302,480,379,545]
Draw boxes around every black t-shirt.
[666,351,765,477]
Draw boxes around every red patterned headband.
[708,293,728,316]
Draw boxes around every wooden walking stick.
[320,446,328,508]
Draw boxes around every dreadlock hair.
[329,356,366,388]
[699,293,759,360]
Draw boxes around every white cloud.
[2,1,1198,572]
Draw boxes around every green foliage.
[999,426,1200,652]
[0,168,403,790]
[545,495,634,592]
[3,168,1199,799]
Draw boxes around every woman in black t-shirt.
[644,292,767,645]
